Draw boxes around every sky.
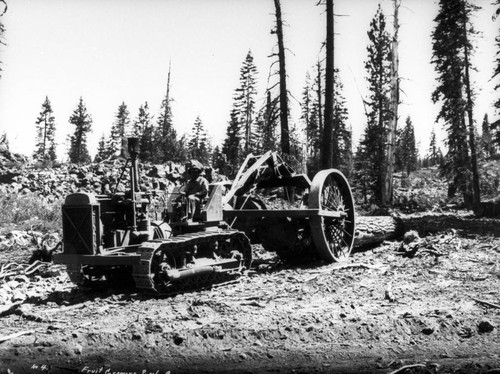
[0,0,498,160]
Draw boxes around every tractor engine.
[61,138,170,258]
[61,191,157,258]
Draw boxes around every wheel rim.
[308,169,355,262]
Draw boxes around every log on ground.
[354,212,500,248]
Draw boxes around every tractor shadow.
[33,249,352,308]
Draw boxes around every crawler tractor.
[54,138,355,294]
[54,138,252,293]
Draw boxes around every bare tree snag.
[381,0,400,205]
[321,0,335,169]
[316,60,323,138]
[273,0,290,155]
[461,1,481,213]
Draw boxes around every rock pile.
[0,159,188,201]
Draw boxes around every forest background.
[0,0,499,209]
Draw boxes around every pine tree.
[355,5,392,202]
[333,69,353,176]
[94,134,109,163]
[187,116,210,164]
[33,96,57,162]
[107,102,130,159]
[355,121,385,202]
[234,50,259,154]
[395,116,418,176]
[428,127,439,166]
[222,109,242,177]
[287,123,305,172]
[131,102,156,162]
[140,115,157,164]
[366,4,392,127]
[176,135,189,164]
[431,0,480,208]
[212,145,227,176]
[254,90,279,155]
[68,97,92,164]
[132,102,151,137]
[300,71,314,149]
[302,59,352,177]
[301,71,320,174]
[353,142,373,204]
[481,113,495,158]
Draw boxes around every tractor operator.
[182,160,209,221]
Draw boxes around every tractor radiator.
[62,192,101,255]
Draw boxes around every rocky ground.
[0,231,499,374]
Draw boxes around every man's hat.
[188,160,204,171]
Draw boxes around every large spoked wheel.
[308,169,355,262]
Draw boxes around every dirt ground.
[1,230,500,374]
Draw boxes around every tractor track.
[132,229,252,294]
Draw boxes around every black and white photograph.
[0,0,499,373]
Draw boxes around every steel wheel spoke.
[309,169,355,262]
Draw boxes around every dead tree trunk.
[316,60,323,162]
[381,0,400,205]
[273,0,290,155]
[321,0,336,169]
[461,1,481,214]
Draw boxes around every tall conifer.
[107,102,130,159]
[395,116,418,176]
[187,116,210,164]
[222,109,242,177]
[33,96,57,162]
[234,51,258,154]
[68,97,92,164]
[481,114,495,158]
[355,5,391,202]
[132,102,156,162]
[428,127,439,166]
[94,134,109,163]
[431,0,480,208]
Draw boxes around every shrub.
[0,192,62,234]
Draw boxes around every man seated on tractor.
[181,160,209,221]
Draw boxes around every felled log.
[354,216,403,248]
[354,211,500,248]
